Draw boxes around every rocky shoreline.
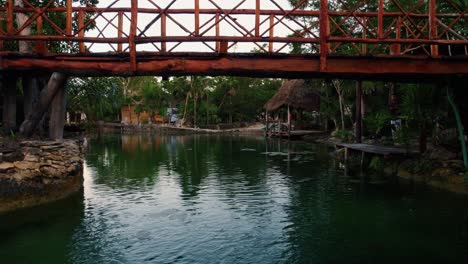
[315,136,468,195]
[0,139,85,214]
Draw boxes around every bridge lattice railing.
[0,0,466,59]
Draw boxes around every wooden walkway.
[267,130,325,139]
[335,143,409,156]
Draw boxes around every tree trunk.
[355,81,362,143]
[419,124,428,154]
[2,76,17,132]
[206,93,209,126]
[333,81,345,131]
[20,73,68,137]
[23,77,40,118]
[194,95,198,128]
[49,86,67,139]
[15,0,31,53]
[182,92,190,125]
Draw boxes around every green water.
[1,134,468,264]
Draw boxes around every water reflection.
[0,192,85,264]
[1,134,468,263]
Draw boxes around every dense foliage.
[66,76,281,126]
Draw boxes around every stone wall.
[0,140,84,214]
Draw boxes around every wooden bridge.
[0,0,467,79]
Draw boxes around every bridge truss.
[0,0,467,79]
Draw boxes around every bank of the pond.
[310,136,468,195]
[0,139,85,214]
[99,122,264,135]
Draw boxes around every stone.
[0,162,15,172]
[46,154,64,161]
[40,166,62,178]
[13,161,40,170]
[24,154,40,162]
[426,146,457,161]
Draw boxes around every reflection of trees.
[170,135,211,198]
[86,135,169,191]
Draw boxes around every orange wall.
[121,105,163,124]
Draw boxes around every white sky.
[84,0,314,53]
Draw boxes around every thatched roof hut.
[264,79,320,112]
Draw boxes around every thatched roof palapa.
[264,79,320,112]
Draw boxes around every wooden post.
[49,86,67,140]
[194,0,200,36]
[6,0,13,34]
[429,0,439,57]
[269,14,274,53]
[265,111,269,137]
[2,76,17,132]
[23,77,39,119]
[320,0,330,72]
[255,0,260,37]
[20,73,69,137]
[215,14,221,52]
[378,0,384,39]
[391,16,401,55]
[161,13,167,52]
[215,13,220,52]
[118,11,123,52]
[220,41,228,54]
[66,0,73,35]
[36,16,46,54]
[355,81,363,143]
[78,10,85,53]
[129,0,138,71]
[362,17,367,54]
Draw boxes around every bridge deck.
[2,52,467,79]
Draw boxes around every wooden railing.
[0,0,467,72]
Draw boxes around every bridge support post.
[20,73,68,138]
[1,76,17,133]
[49,86,67,140]
[23,77,39,119]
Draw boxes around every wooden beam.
[66,0,73,35]
[255,0,260,37]
[3,55,467,78]
[429,0,439,57]
[378,0,384,39]
[320,0,330,72]
[215,13,220,52]
[77,11,85,53]
[130,0,138,71]
[118,11,123,52]
[6,0,14,34]
[161,13,167,52]
[194,0,200,36]
[269,14,274,52]
[35,16,46,54]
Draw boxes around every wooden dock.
[267,130,325,140]
[335,143,410,156]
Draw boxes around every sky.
[84,0,311,53]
